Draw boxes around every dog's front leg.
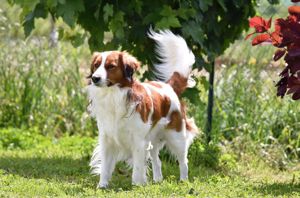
[150,143,163,182]
[98,136,116,188]
[132,141,147,185]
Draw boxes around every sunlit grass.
[0,132,299,197]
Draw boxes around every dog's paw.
[97,182,109,189]
[132,180,147,186]
[153,175,163,183]
[179,177,189,183]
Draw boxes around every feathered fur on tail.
[148,29,195,94]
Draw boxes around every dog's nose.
[92,76,101,83]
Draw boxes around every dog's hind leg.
[165,129,189,180]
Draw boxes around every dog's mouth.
[92,80,113,87]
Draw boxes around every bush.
[0,38,95,136]
[0,128,49,149]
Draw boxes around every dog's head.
[88,51,140,87]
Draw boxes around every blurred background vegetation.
[0,0,299,171]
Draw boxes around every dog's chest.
[87,86,149,142]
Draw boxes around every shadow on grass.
[0,155,186,191]
[3,154,299,197]
[254,182,300,196]
[0,154,216,192]
[0,156,96,186]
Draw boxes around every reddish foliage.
[249,16,272,33]
[288,5,300,15]
[273,49,286,61]
[252,33,271,45]
[246,1,300,100]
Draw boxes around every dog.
[87,29,198,188]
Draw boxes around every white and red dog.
[87,30,198,188]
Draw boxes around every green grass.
[0,130,299,197]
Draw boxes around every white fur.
[87,30,197,188]
[92,51,110,86]
[148,29,195,82]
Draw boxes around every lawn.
[0,133,299,197]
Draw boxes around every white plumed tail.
[148,29,195,82]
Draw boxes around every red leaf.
[245,32,255,40]
[271,31,283,47]
[279,67,289,77]
[287,76,300,87]
[292,0,300,2]
[273,49,286,61]
[277,85,287,98]
[249,16,264,27]
[276,77,288,98]
[290,62,300,74]
[288,15,298,23]
[292,91,300,100]
[252,33,271,46]
[287,85,300,94]
[288,6,300,15]
[249,16,270,33]
[275,18,286,33]
[288,47,300,57]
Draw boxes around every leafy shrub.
[246,2,300,100]
[209,64,300,159]
[0,128,49,149]
[189,140,221,168]
[56,135,96,157]
[0,38,95,136]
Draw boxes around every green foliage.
[188,140,221,168]
[0,128,48,150]
[0,38,94,136]
[9,0,262,70]
[212,63,300,158]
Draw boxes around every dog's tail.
[148,29,195,96]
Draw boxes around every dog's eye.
[94,64,100,69]
[107,64,116,70]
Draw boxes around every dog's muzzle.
[92,76,101,84]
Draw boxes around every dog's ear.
[119,52,140,82]
[88,52,101,79]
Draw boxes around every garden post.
[206,60,215,143]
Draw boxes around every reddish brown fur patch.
[88,52,102,78]
[167,101,198,133]
[180,101,195,132]
[167,72,188,96]
[147,85,171,126]
[128,82,152,123]
[105,52,131,87]
[120,51,140,71]
[128,82,171,126]
[167,111,183,132]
